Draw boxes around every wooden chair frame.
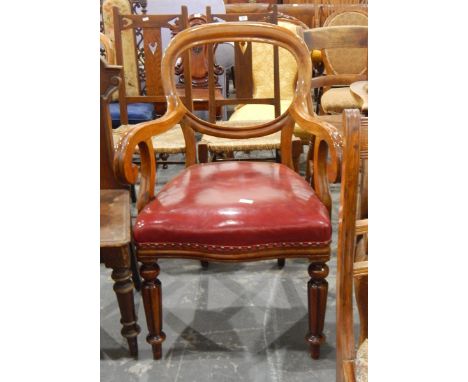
[112,7,193,122]
[100,58,141,356]
[336,109,368,382]
[301,25,368,183]
[113,22,362,361]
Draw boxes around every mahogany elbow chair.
[113,22,346,361]
[336,109,368,382]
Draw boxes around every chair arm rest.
[311,74,368,89]
[290,108,342,213]
[113,105,185,211]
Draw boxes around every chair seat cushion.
[134,162,331,253]
[229,101,312,143]
[113,125,185,154]
[321,87,362,114]
[109,103,155,127]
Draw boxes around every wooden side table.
[100,189,140,356]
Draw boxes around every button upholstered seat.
[134,162,331,252]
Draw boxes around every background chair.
[302,23,368,183]
[114,22,346,361]
[102,0,156,127]
[318,8,368,115]
[197,7,304,172]
[336,109,368,382]
[100,58,141,357]
[110,6,190,168]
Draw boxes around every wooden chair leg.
[200,261,209,268]
[130,184,137,203]
[129,243,141,292]
[111,267,140,356]
[277,258,285,268]
[292,139,303,173]
[305,137,315,185]
[198,142,209,163]
[355,275,368,345]
[140,260,166,360]
[306,262,329,359]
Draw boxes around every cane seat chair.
[114,22,353,361]
[336,109,368,382]
[319,9,368,114]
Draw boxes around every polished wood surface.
[336,110,368,382]
[100,59,141,356]
[113,22,349,361]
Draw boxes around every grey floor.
[100,149,357,382]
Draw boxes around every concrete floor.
[101,150,355,381]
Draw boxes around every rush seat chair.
[113,22,355,361]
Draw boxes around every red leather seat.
[134,162,331,253]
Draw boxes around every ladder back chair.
[100,58,141,356]
[198,6,304,172]
[336,109,368,382]
[114,22,345,361]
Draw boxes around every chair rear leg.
[306,262,329,359]
[140,259,166,360]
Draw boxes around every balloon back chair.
[113,22,353,361]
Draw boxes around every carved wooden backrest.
[336,109,368,382]
[322,8,368,75]
[100,59,128,191]
[102,0,140,97]
[112,7,194,123]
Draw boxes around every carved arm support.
[113,103,186,211]
[290,106,342,214]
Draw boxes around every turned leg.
[277,259,285,268]
[306,262,329,359]
[111,268,140,356]
[140,260,166,360]
[292,139,303,174]
[159,153,169,169]
[129,243,141,292]
[200,261,209,269]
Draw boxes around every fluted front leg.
[306,262,329,359]
[111,268,140,356]
[140,260,166,360]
